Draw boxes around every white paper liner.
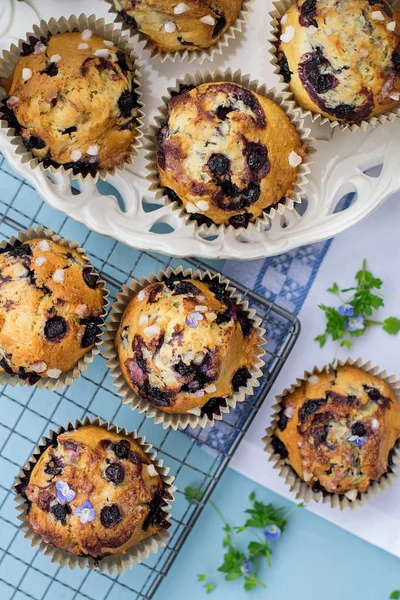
[14,416,176,574]
[269,0,400,132]
[103,265,266,430]
[263,357,400,510]
[144,68,314,238]
[0,13,144,183]
[105,0,253,64]
[0,225,109,391]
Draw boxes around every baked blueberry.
[100,504,122,528]
[118,89,138,118]
[232,366,251,391]
[208,153,231,178]
[142,490,170,531]
[44,316,68,342]
[105,463,125,485]
[80,317,102,348]
[113,440,131,459]
[51,503,71,525]
[299,0,317,27]
[82,266,99,289]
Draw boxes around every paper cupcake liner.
[0,225,109,391]
[144,68,314,237]
[103,266,266,430]
[105,0,253,64]
[262,357,400,510]
[269,0,400,132]
[0,13,144,183]
[14,416,175,574]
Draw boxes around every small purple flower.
[74,500,96,524]
[56,480,75,504]
[347,435,367,448]
[264,523,281,541]
[241,559,254,577]
[185,311,204,328]
[338,304,354,317]
[346,314,364,332]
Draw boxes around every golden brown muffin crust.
[278,0,400,123]
[0,238,104,382]
[24,425,169,557]
[116,275,260,415]
[272,366,400,496]
[2,32,139,176]
[113,0,243,52]
[157,82,305,229]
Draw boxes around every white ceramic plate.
[0,0,399,260]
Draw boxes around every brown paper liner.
[0,13,144,183]
[105,0,253,64]
[14,416,175,574]
[269,0,400,132]
[144,68,314,237]
[0,225,109,391]
[262,357,400,510]
[103,266,266,430]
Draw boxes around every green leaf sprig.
[315,259,400,350]
[390,591,400,599]
[185,486,302,593]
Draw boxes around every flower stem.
[209,500,230,528]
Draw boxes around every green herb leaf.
[248,540,271,559]
[315,333,327,348]
[327,282,340,295]
[383,317,400,335]
[316,260,399,349]
[244,578,257,591]
[197,574,207,581]
[340,339,352,349]
[218,546,246,575]
[390,591,400,599]
[184,485,203,504]
[204,583,216,594]
[243,496,287,531]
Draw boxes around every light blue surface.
[0,152,397,600]
[155,469,400,600]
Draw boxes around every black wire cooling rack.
[0,154,300,600]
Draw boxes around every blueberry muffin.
[0,238,104,384]
[115,273,260,416]
[270,365,400,498]
[113,0,243,53]
[277,0,400,123]
[156,82,305,229]
[0,31,139,177]
[17,425,170,558]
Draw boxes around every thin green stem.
[364,320,382,327]
[209,500,231,528]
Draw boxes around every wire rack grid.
[0,154,300,600]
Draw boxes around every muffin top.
[116,273,260,416]
[278,0,400,123]
[113,0,243,53]
[0,238,104,383]
[21,425,170,558]
[271,365,400,497]
[1,31,139,177]
[157,82,305,229]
